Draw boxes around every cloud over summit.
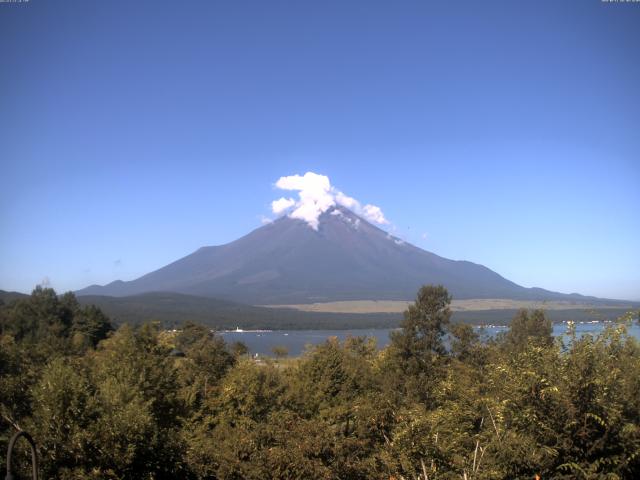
[270,172,388,229]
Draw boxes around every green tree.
[391,285,452,358]
[230,340,249,357]
[175,322,235,410]
[449,322,483,364]
[29,358,95,478]
[70,304,113,349]
[503,308,553,350]
[86,323,188,478]
[272,345,289,358]
[2,287,70,342]
[385,285,452,404]
[0,288,112,352]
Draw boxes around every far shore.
[261,298,638,314]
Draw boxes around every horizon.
[1,1,639,300]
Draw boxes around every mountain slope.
[0,290,29,304]
[77,206,599,304]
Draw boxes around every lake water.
[220,322,640,357]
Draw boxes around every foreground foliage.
[1,286,639,479]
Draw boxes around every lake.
[220,321,640,357]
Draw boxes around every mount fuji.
[77,206,596,305]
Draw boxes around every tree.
[0,288,112,352]
[449,322,484,365]
[230,340,249,357]
[29,358,94,478]
[1,287,69,342]
[385,285,452,404]
[174,322,235,412]
[86,323,187,478]
[272,345,289,358]
[71,305,113,349]
[504,308,553,350]
[391,285,452,358]
[175,321,211,351]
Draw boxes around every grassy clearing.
[263,298,638,314]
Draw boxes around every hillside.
[0,289,28,304]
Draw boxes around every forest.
[1,285,639,479]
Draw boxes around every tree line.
[1,285,639,479]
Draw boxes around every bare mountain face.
[77,206,594,304]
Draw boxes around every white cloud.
[275,172,331,192]
[335,191,360,210]
[362,204,389,225]
[273,172,335,229]
[260,215,273,225]
[271,197,296,214]
[271,171,389,230]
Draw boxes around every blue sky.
[1,0,638,300]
